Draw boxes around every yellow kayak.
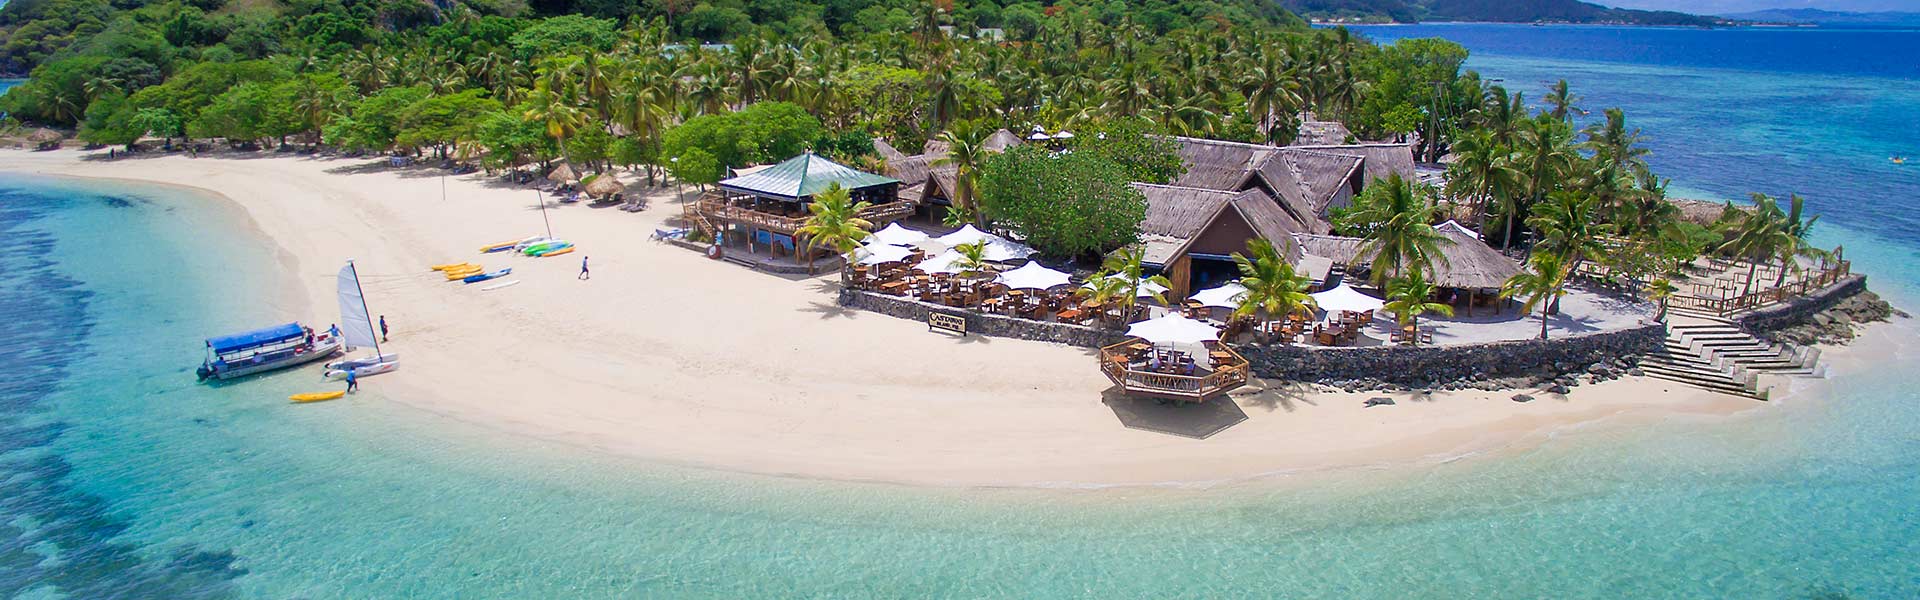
[290,391,346,403]
[541,246,576,257]
[479,240,519,253]
[430,262,471,271]
[444,267,485,280]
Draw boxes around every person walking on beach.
[379,315,389,342]
[345,368,359,394]
[579,256,590,280]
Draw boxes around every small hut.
[547,162,579,185]
[583,171,627,200]
[28,128,63,151]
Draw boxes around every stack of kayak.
[523,239,574,257]
[461,267,512,284]
[434,262,484,280]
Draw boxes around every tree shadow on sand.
[1101,388,1248,439]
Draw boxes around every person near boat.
[345,368,359,393]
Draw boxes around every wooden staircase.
[1638,316,1824,400]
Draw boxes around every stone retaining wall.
[1236,322,1667,387]
[837,289,1126,348]
[1734,274,1867,334]
[839,289,1667,387]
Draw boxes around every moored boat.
[324,360,399,380]
[196,322,342,381]
[325,352,400,371]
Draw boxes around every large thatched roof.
[1429,228,1520,289]
[548,162,579,183]
[1133,183,1303,264]
[1296,117,1354,146]
[28,128,62,143]
[1290,143,1416,185]
[583,172,626,197]
[1294,229,1518,289]
[983,128,1024,152]
[1170,136,1273,190]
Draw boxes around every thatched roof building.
[1165,137,1417,235]
[583,172,626,198]
[1296,115,1354,146]
[1293,228,1519,289]
[1669,197,1747,227]
[879,129,1024,213]
[547,162,579,183]
[1133,183,1316,298]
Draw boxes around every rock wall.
[840,289,1666,389]
[1735,274,1868,334]
[837,289,1128,348]
[1236,322,1667,389]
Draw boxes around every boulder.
[1511,394,1535,403]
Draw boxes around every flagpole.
[348,259,382,359]
[536,190,553,238]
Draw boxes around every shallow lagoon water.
[5,25,1920,598]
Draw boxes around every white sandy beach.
[2,149,1766,488]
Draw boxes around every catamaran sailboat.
[197,322,342,381]
[325,259,400,380]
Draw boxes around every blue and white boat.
[196,322,342,381]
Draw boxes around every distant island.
[1721,8,1920,27]
[1289,0,1725,26]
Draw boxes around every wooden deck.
[695,197,915,235]
[1098,340,1250,402]
[1668,260,1851,317]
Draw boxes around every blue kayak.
[462,268,512,284]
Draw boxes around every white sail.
[336,262,379,349]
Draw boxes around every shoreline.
[0,149,1787,489]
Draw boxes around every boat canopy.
[207,322,305,354]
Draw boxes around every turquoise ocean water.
[4,26,1920,597]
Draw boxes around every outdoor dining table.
[1055,307,1085,323]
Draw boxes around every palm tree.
[1502,252,1571,340]
[1241,45,1300,144]
[952,240,991,278]
[1526,190,1610,272]
[1445,129,1521,227]
[1647,277,1678,322]
[1080,245,1170,326]
[1506,117,1576,248]
[1772,193,1826,286]
[1383,272,1454,346]
[522,80,587,165]
[932,121,990,227]
[1718,193,1789,297]
[1229,238,1316,336]
[1348,174,1448,285]
[795,183,873,279]
[1544,79,1580,122]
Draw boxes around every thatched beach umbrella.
[583,171,626,198]
[28,128,62,147]
[548,162,579,183]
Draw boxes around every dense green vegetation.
[0,0,1817,306]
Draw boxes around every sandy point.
[1,149,1767,488]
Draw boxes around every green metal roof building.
[718,152,900,204]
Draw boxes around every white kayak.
[512,236,553,252]
[325,353,400,371]
[481,280,520,291]
[324,360,399,381]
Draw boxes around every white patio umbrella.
[1126,314,1221,345]
[980,237,1037,262]
[936,224,992,247]
[1310,284,1386,314]
[1053,130,1075,140]
[914,249,967,275]
[1190,283,1249,309]
[869,222,930,246]
[1084,275,1171,298]
[1027,125,1053,141]
[995,262,1072,290]
[854,242,913,266]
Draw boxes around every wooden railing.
[696,199,916,235]
[1669,261,1851,317]
[1097,339,1250,402]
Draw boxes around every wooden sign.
[928,312,967,336]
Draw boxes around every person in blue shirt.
[579,256,590,280]
[379,315,389,342]
[345,368,358,393]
